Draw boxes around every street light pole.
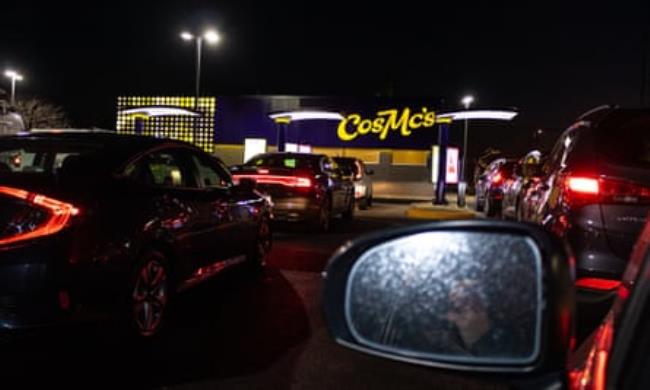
[457,95,474,207]
[180,29,220,144]
[4,70,24,105]
[194,36,203,111]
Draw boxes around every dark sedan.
[230,152,355,232]
[0,131,271,338]
[475,158,518,217]
[521,106,650,288]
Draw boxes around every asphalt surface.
[1,202,607,389]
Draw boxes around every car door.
[126,148,210,280]
[184,149,251,265]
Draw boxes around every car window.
[0,148,83,174]
[127,150,191,188]
[189,153,231,189]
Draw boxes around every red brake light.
[0,186,79,246]
[567,177,599,195]
[232,174,312,188]
[492,172,503,184]
[575,277,621,291]
[564,175,650,207]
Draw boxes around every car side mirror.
[365,168,374,175]
[322,220,574,385]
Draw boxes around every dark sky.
[1,1,649,154]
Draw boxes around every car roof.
[0,130,202,170]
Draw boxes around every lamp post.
[4,70,24,105]
[457,95,474,207]
[180,29,221,110]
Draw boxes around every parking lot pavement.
[0,201,600,389]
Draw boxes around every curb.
[405,206,477,221]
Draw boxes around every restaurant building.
[116,95,461,199]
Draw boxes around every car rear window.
[334,158,361,175]
[594,116,650,168]
[0,142,100,175]
[245,154,318,170]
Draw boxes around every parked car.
[322,218,650,390]
[333,157,374,210]
[0,131,271,338]
[501,150,544,220]
[230,152,355,232]
[475,158,518,217]
[520,106,650,286]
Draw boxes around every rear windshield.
[244,154,319,170]
[334,158,360,175]
[594,116,650,168]
[0,142,100,175]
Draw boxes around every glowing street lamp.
[4,70,24,105]
[179,29,222,109]
[459,95,474,207]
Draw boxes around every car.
[501,150,544,220]
[520,106,650,286]
[475,158,518,217]
[322,218,650,390]
[0,130,271,338]
[230,152,355,232]
[333,157,374,210]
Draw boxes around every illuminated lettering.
[337,114,361,141]
[337,107,442,142]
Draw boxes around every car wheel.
[343,195,355,219]
[128,251,170,339]
[367,195,373,207]
[475,195,484,212]
[250,214,272,271]
[314,196,332,232]
[485,197,501,218]
[359,196,369,210]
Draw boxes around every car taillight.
[0,186,80,246]
[564,175,650,207]
[232,174,312,188]
[355,161,363,180]
[492,172,503,184]
[575,277,621,291]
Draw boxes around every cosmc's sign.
[337,107,450,142]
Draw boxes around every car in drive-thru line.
[230,152,355,232]
[0,131,272,338]
[333,157,374,210]
[322,218,650,390]
[520,106,650,289]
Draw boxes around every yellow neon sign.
[337,107,446,142]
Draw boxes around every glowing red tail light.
[0,186,80,246]
[567,177,599,195]
[575,277,621,291]
[564,175,650,207]
[491,172,503,184]
[232,174,312,188]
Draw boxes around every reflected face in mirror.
[345,231,542,365]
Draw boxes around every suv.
[333,157,374,210]
[522,106,650,285]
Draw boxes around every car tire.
[313,196,332,233]
[126,250,172,340]
[343,195,355,220]
[367,195,373,207]
[358,197,369,210]
[485,197,501,218]
[475,195,484,212]
[249,214,272,273]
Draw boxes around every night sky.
[2,1,649,156]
